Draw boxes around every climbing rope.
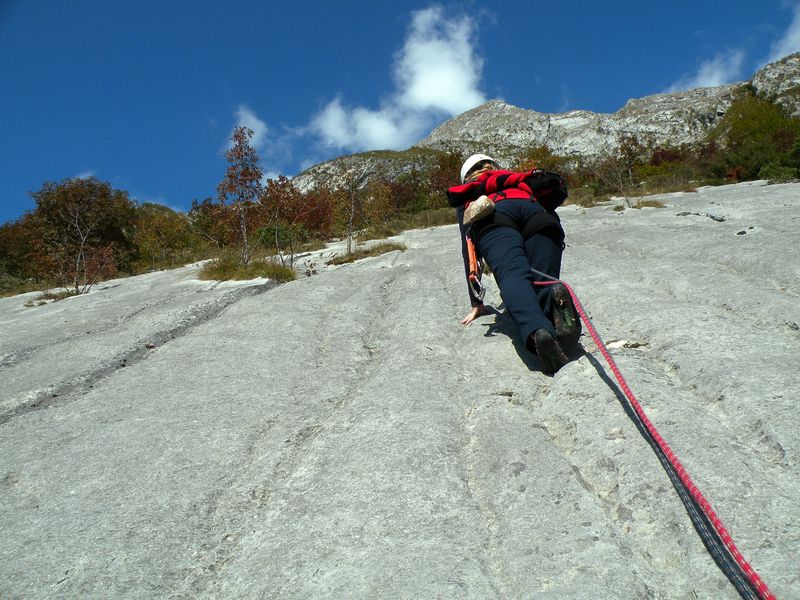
[531,273,775,600]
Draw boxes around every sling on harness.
[466,236,485,302]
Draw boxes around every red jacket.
[446,168,568,306]
[446,169,567,212]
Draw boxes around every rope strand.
[531,273,774,600]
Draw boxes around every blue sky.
[2,0,800,225]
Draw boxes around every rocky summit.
[1,181,798,598]
[293,53,800,190]
[413,87,738,162]
[752,53,800,119]
[415,53,800,163]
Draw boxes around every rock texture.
[292,149,440,194]
[1,181,798,598]
[294,53,800,190]
[416,53,800,163]
[752,53,800,118]
[414,87,739,162]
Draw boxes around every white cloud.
[768,3,800,62]
[233,104,269,149]
[309,5,486,152]
[666,50,745,92]
[395,7,485,115]
[74,170,95,179]
[311,98,408,150]
[558,84,573,112]
[311,98,352,149]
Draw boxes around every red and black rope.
[532,276,775,600]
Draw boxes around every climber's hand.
[461,303,488,326]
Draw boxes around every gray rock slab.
[0,264,275,419]
[1,181,798,598]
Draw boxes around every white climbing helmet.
[460,153,499,184]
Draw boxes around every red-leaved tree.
[31,177,135,293]
[217,126,264,265]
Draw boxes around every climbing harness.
[529,270,775,600]
[466,236,486,302]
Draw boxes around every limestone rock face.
[751,53,800,118]
[414,85,743,163]
[416,53,800,163]
[1,182,798,598]
[294,53,800,190]
[292,150,438,194]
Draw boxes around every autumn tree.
[217,126,265,265]
[334,163,376,254]
[584,134,648,206]
[0,215,39,280]
[31,177,135,293]
[262,175,333,266]
[515,145,568,173]
[133,203,197,271]
[188,197,227,248]
[426,150,462,195]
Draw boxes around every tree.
[426,150,462,194]
[334,163,375,254]
[709,92,800,179]
[132,203,197,271]
[262,175,333,267]
[188,197,227,248]
[217,126,265,265]
[31,177,135,293]
[584,134,648,206]
[514,145,567,173]
[0,214,42,279]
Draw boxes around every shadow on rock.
[480,305,584,375]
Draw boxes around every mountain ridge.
[293,53,800,190]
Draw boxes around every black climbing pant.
[475,199,564,346]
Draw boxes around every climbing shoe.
[551,283,581,353]
[530,328,570,375]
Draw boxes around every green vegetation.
[198,254,296,282]
[632,199,666,209]
[1,275,45,298]
[708,92,800,180]
[516,89,800,206]
[327,242,407,266]
[1,90,797,296]
[350,147,444,161]
[23,289,81,307]
[758,161,798,182]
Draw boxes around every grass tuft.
[633,199,666,209]
[563,187,611,208]
[198,255,296,282]
[40,289,80,301]
[24,289,80,307]
[328,242,407,266]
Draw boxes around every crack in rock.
[0,282,276,426]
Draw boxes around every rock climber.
[446,153,580,374]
